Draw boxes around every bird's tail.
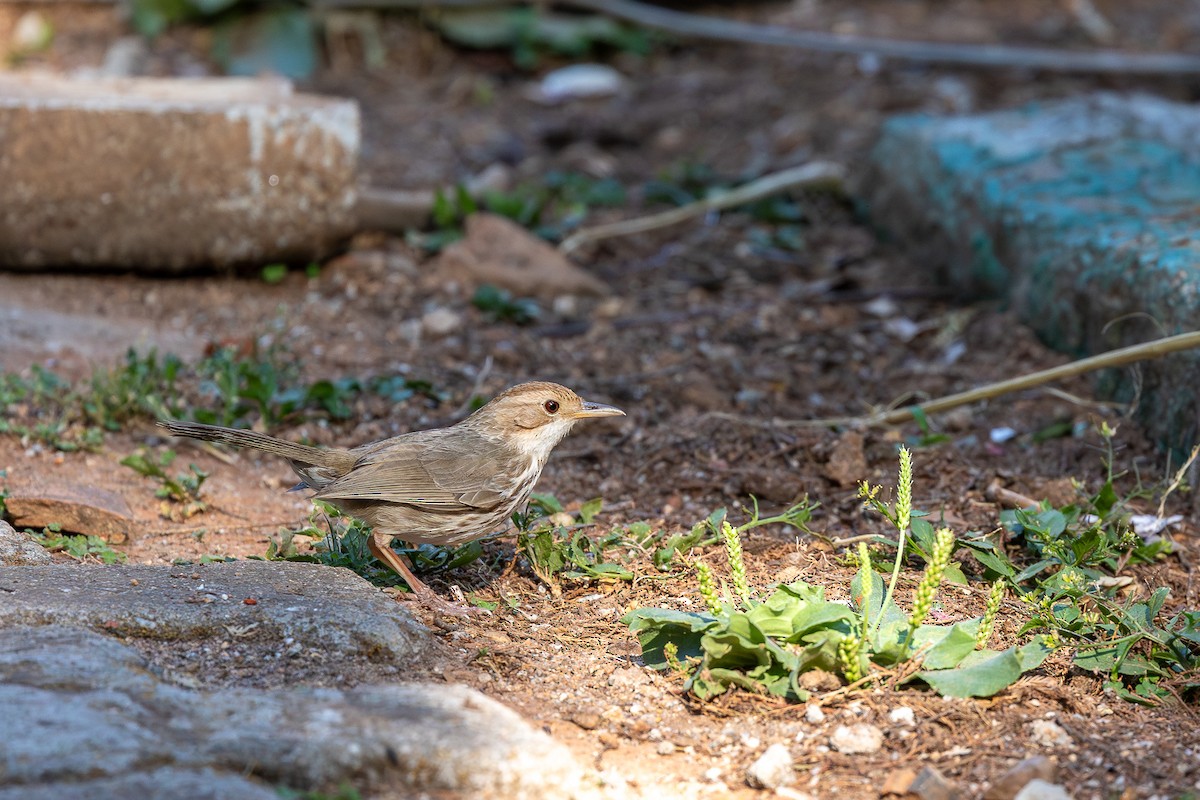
[157,419,343,468]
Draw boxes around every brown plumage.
[158,381,624,614]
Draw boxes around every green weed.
[515,493,632,584]
[0,350,184,450]
[624,448,1052,702]
[629,433,1199,705]
[259,501,485,592]
[412,172,628,253]
[33,524,126,564]
[471,285,540,325]
[120,449,208,521]
[0,345,441,450]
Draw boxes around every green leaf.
[261,264,288,284]
[912,620,980,670]
[910,517,936,557]
[622,608,720,669]
[918,647,1025,698]
[1012,558,1056,584]
[578,497,602,525]
[960,539,1016,578]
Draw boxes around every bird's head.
[468,381,625,460]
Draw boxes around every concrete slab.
[862,93,1200,451]
[0,73,359,271]
[0,561,427,659]
[0,625,587,799]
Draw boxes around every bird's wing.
[313,432,525,511]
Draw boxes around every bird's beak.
[574,400,626,419]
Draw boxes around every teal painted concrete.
[863,93,1200,453]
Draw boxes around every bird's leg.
[367,534,482,618]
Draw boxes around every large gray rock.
[0,561,425,659]
[862,93,1200,452]
[0,73,358,272]
[0,625,586,799]
[0,769,280,800]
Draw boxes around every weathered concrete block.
[0,73,358,271]
[862,93,1200,451]
[0,561,427,659]
[0,626,587,799]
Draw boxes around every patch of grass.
[471,285,540,325]
[33,524,126,564]
[411,171,629,253]
[120,449,208,521]
[191,346,442,430]
[258,501,485,592]
[512,493,813,589]
[0,344,442,450]
[515,493,631,585]
[0,350,185,450]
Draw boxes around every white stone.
[1014,779,1073,800]
[420,307,462,337]
[745,743,794,790]
[829,724,884,754]
[1029,719,1073,749]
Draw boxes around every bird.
[158,381,625,615]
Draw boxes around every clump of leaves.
[965,424,1171,588]
[515,493,633,587]
[471,285,541,325]
[624,447,1051,701]
[993,427,1200,703]
[121,449,208,521]
[413,172,628,252]
[430,6,652,70]
[33,523,126,564]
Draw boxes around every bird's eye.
[543,400,560,414]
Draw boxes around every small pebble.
[655,741,676,756]
[1014,779,1071,800]
[1029,720,1072,749]
[888,706,916,726]
[745,743,794,790]
[421,308,462,337]
[829,723,883,754]
[804,704,826,724]
[570,712,601,730]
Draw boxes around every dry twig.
[558,161,845,254]
[709,330,1200,431]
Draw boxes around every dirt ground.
[2,1,1200,798]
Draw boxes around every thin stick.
[556,0,1200,75]
[312,0,1200,75]
[1156,443,1200,521]
[558,161,844,254]
[868,330,1200,427]
[706,330,1200,430]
